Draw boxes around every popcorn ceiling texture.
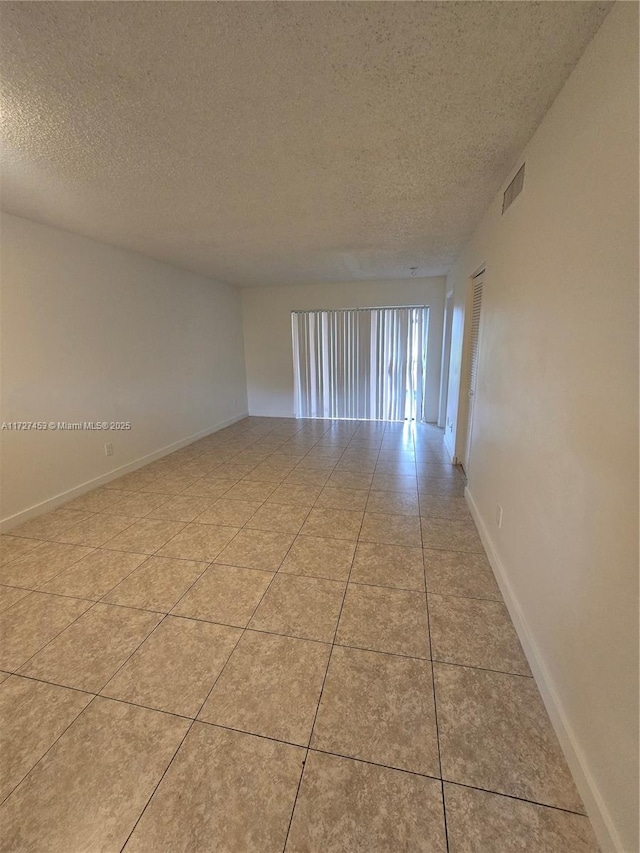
[0,1,610,287]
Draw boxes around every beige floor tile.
[216,528,294,570]
[374,460,416,477]
[140,459,183,478]
[304,445,344,459]
[64,488,127,513]
[337,584,430,659]
[175,460,220,478]
[222,480,277,502]
[55,514,138,548]
[378,449,416,462]
[100,492,170,518]
[145,495,213,522]
[283,468,331,486]
[418,478,466,498]
[180,476,237,498]
[103,555,207,612]
[300,507,364,541]
[103,616,241,717]
[123,724,304,853]
[296,456,338,471]
[215,463,261,480]
[194,498,262,526]
[39,549,148,600]
[326,470,373,490]
[0,675,92,801]
[370,473,418,493]
[234,451,271,465]
[423,549,501,600]
[416,463,464,480]
[142,472,202,494]
[243,464,293,483]
[157,522,239,561]
[429,594,530,675]
[279,535,356,582]
[172,564,273,626]
[0,592,92,672]
[0,584,30,613]
[350,541,425,590]
[314,487,369,512]
[311,646,439,776]
[286,751,447,853]
[250,574,345,642]
[20,603,161,692]
[267,453,307,468]
[246,502,311,534]
[416,449,453,463]
[104,470,161,491]
[0,697,189,853]
[444,783,599,853]
[104,518,186,554]
[0,541,95,589]
[434,663,584,812]
[419,495,471,520]
[359,512,422,548]
[267,482,323,507]
[10,509,94,540]
[421,517,484,553]
[0,535,42,566]
[200,630,329,745]
[334,455,378,473]
[366,490,420,516]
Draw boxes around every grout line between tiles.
[280,423,383,852]
[116,428,335,852]
[1,671,588,820]
[3,417,563,852]
[419,450,451,853]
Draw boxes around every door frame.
[437,292,454,429]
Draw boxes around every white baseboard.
[464,485,623,853]
[1,412,249,533]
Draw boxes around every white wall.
[445,5,638,851]
[241,277,446,421]
[0,214,248,527]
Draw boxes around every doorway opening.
[460,270,484,473]
[291,306,429,421]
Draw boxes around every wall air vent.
[502,163,525,214]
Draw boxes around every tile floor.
[0,417,599,852]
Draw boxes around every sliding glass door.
[291,306,429,421]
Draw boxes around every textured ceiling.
[1,1,611,287]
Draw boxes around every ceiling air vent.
[502,163,525,214]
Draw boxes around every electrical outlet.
[496,504,503,528]
[104,443,113,457]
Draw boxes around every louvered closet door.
[463,274,484,472]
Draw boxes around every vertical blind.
[291,307,429,421]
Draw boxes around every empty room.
[0,2,637,852]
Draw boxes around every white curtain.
[292,307,429,421]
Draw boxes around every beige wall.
[0,214,248,527]
[241,277,446,421]
[445,5,638,851]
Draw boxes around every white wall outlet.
[496,504,503,528]
[104,443,113,457]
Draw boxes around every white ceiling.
[1,1,611,287]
